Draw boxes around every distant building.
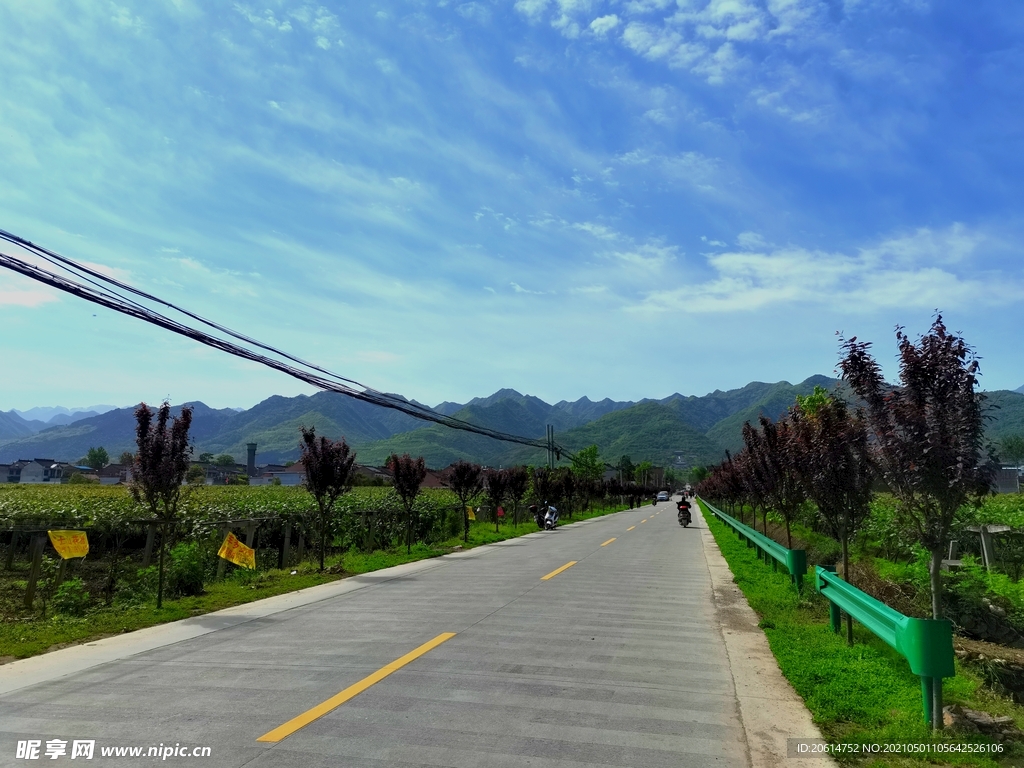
[97,463,129,485]
[995,466,1021,494]
[6,459,66,484]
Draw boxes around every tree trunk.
[929,547,943,620]
[406,508,412,554]
[319,511,327,572]
[463,503,470,543]
[842,534,852,646]
[156,524,166,609]
[785,518,792,550]
[104,537,123,606]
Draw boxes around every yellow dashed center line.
[257,632,457,743]
[541,561,578,581]
[640,519,647,524]
[600,538,616,546]
[626,526,636,531]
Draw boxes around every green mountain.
[7,378,1021,470]
[981,390,1024,442]
[703,375,839,454]
[357,400,725,469]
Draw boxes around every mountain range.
[3,376,1024,469]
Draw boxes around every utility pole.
[546,425,554,469]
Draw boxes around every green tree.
[84,446,109,470]
[118,451,135,466]
[999,434,1024,468]
[617,455,635,482]
[570,445,604,483]
[198,452,215,463]
[688,465,710,486]
[213,454,236,466]
[634,460,653,488]
[185,464,207,486]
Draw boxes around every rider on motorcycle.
[676,496,692,524]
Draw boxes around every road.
[1,500,828,767]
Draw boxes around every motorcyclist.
[676,496,692,524]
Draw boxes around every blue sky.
[2,0,1022,411]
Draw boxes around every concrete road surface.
[1,500,830,767]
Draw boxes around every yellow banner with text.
[48,530,89,559]
[218,532,256,570]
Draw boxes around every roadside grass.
[0,502,627,662]
[700,501,1024,767]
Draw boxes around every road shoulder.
[697,514,838,768]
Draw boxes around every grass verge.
[699,500,1024,767]
[0,502,627,662]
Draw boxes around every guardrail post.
[814,565,954,728]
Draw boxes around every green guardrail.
[698,498,807,592]
[815,565,955,724]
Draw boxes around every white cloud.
[589,14,620,36]
[611,242,678,270]
[552,14,582,38]
[375,58,397,75]
[736,231,767,249]
[233,4,292,31]
[633,225,1021,314]
[511,282,546,294]
[315,36,330,49]
[389,176,421,192]
[0,283,59,308]
[615,148,722,191]
[623,0,675,13]
[514,0,550,21]
[691,42,744,84]
[643,108,671,124]
[860,223,982,267]
[572,221,620,240]
[457,2,491,22]
[110,4,145,31]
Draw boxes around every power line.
[0,232,572,456]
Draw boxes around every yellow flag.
[48,530,89,559]
[218,532,256,570]
[466,506,476,521]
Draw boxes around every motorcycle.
[677,501,691,527]
[543,505,559,530]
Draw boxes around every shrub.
[52,578,91,617]
[116,566,158,606]
[166,542,207,597]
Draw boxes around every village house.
[5,459,68,484]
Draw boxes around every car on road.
[656,491,669,502]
